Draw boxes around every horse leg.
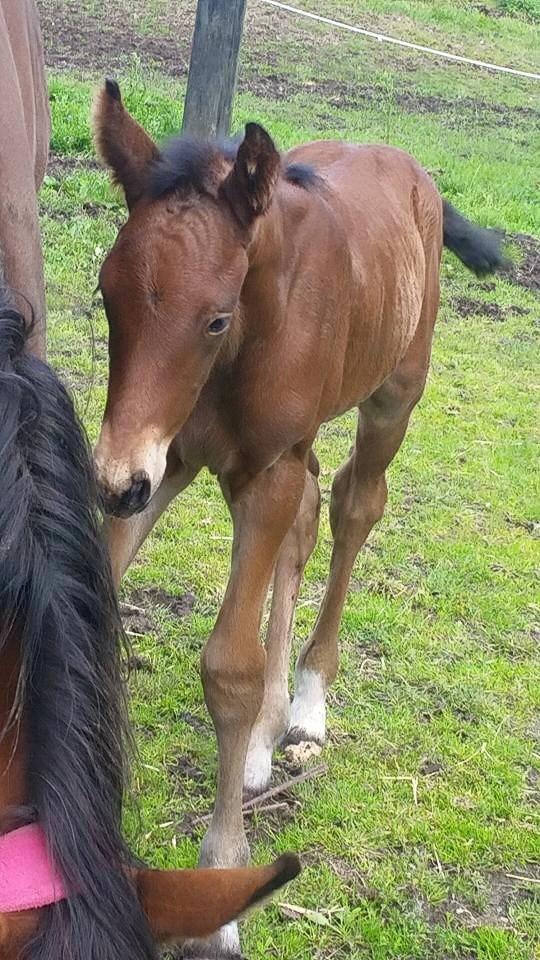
[104,463,197,588]
[186,454,305,959]
[286,317,435,750]
[244,464,321,797]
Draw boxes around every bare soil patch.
[38,0,192,76]
[47,152,100,178]
[127,653,153,673]
[130,585,197,618]
[247,73,539,126]
[451,296,530,321]
[416,867,540,930]
[505,233,540,292]
[168,754,208,802]
[303,846,378,901]
[177,710,211,735]
[121,603,156,636]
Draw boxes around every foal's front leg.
[244,467,321,797]
[188,454,305,958]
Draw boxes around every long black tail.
[442,199,508,276]
[0,288,156,959]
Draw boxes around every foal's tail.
[0,289,156,959]
[442,199,508,276]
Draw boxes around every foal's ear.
[222,123,281,227]
[92,79,159,210]
[136,853,300,944]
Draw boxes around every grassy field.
[36,1,539,957]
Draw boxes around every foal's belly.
[324,244,427,418]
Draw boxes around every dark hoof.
[283,726,325,748]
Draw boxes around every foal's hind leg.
[244,464,321,797]
[287,344,432,749]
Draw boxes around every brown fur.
[0,0,49,356]
[91,81,504,958]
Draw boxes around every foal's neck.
[241,191,292,327]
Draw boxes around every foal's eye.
[207,314,232,336]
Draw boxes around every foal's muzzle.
[101,470,151,518]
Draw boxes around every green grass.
[38,1,540,957]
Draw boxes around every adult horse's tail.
[442,199,507,276]
[0,287,156,958]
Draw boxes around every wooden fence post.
[182,0,248,139]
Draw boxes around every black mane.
[148,133,321,200]
[0,284,156,959]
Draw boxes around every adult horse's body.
[0,290,299,959]
[0,0,49,356]
[93,80,505,958]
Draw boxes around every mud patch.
[127,653,153,673]
[354,639,384,680]
[177,709,210,735]
[241,71,539,127]
[505,233,540,293]
[39,0,193,76]
[474,3,507,17]
[451,296,530,321]
[121,600,156,636]
[56,367,92,395]
[524,765,539,803]
[419,758,444,777]
[245,794,300,844]
[168,754,207,793]
[47,151,100,179]
[504,515,539,537]
[130,585,197,618]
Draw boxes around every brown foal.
[93,80,505,958]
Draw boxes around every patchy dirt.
[419,758,444,777]
[451,295,531,321]
[127,653,153,673]
[38,0,193,76]
[504,514,539,536]
[47,151,100,179]
[177,709,210,735]
[474,2,508,16]
[245,797,300,845]
[121,601,156,636]
[303,847,379,901]
[416,867,540,931]
[505,233,540,292]
[238,72,539,128]
[168,754,206,789]
[129,585,196,618]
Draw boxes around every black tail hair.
[0,285,157,959]
[442,199,508,276]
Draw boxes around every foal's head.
[93,80,281,517]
